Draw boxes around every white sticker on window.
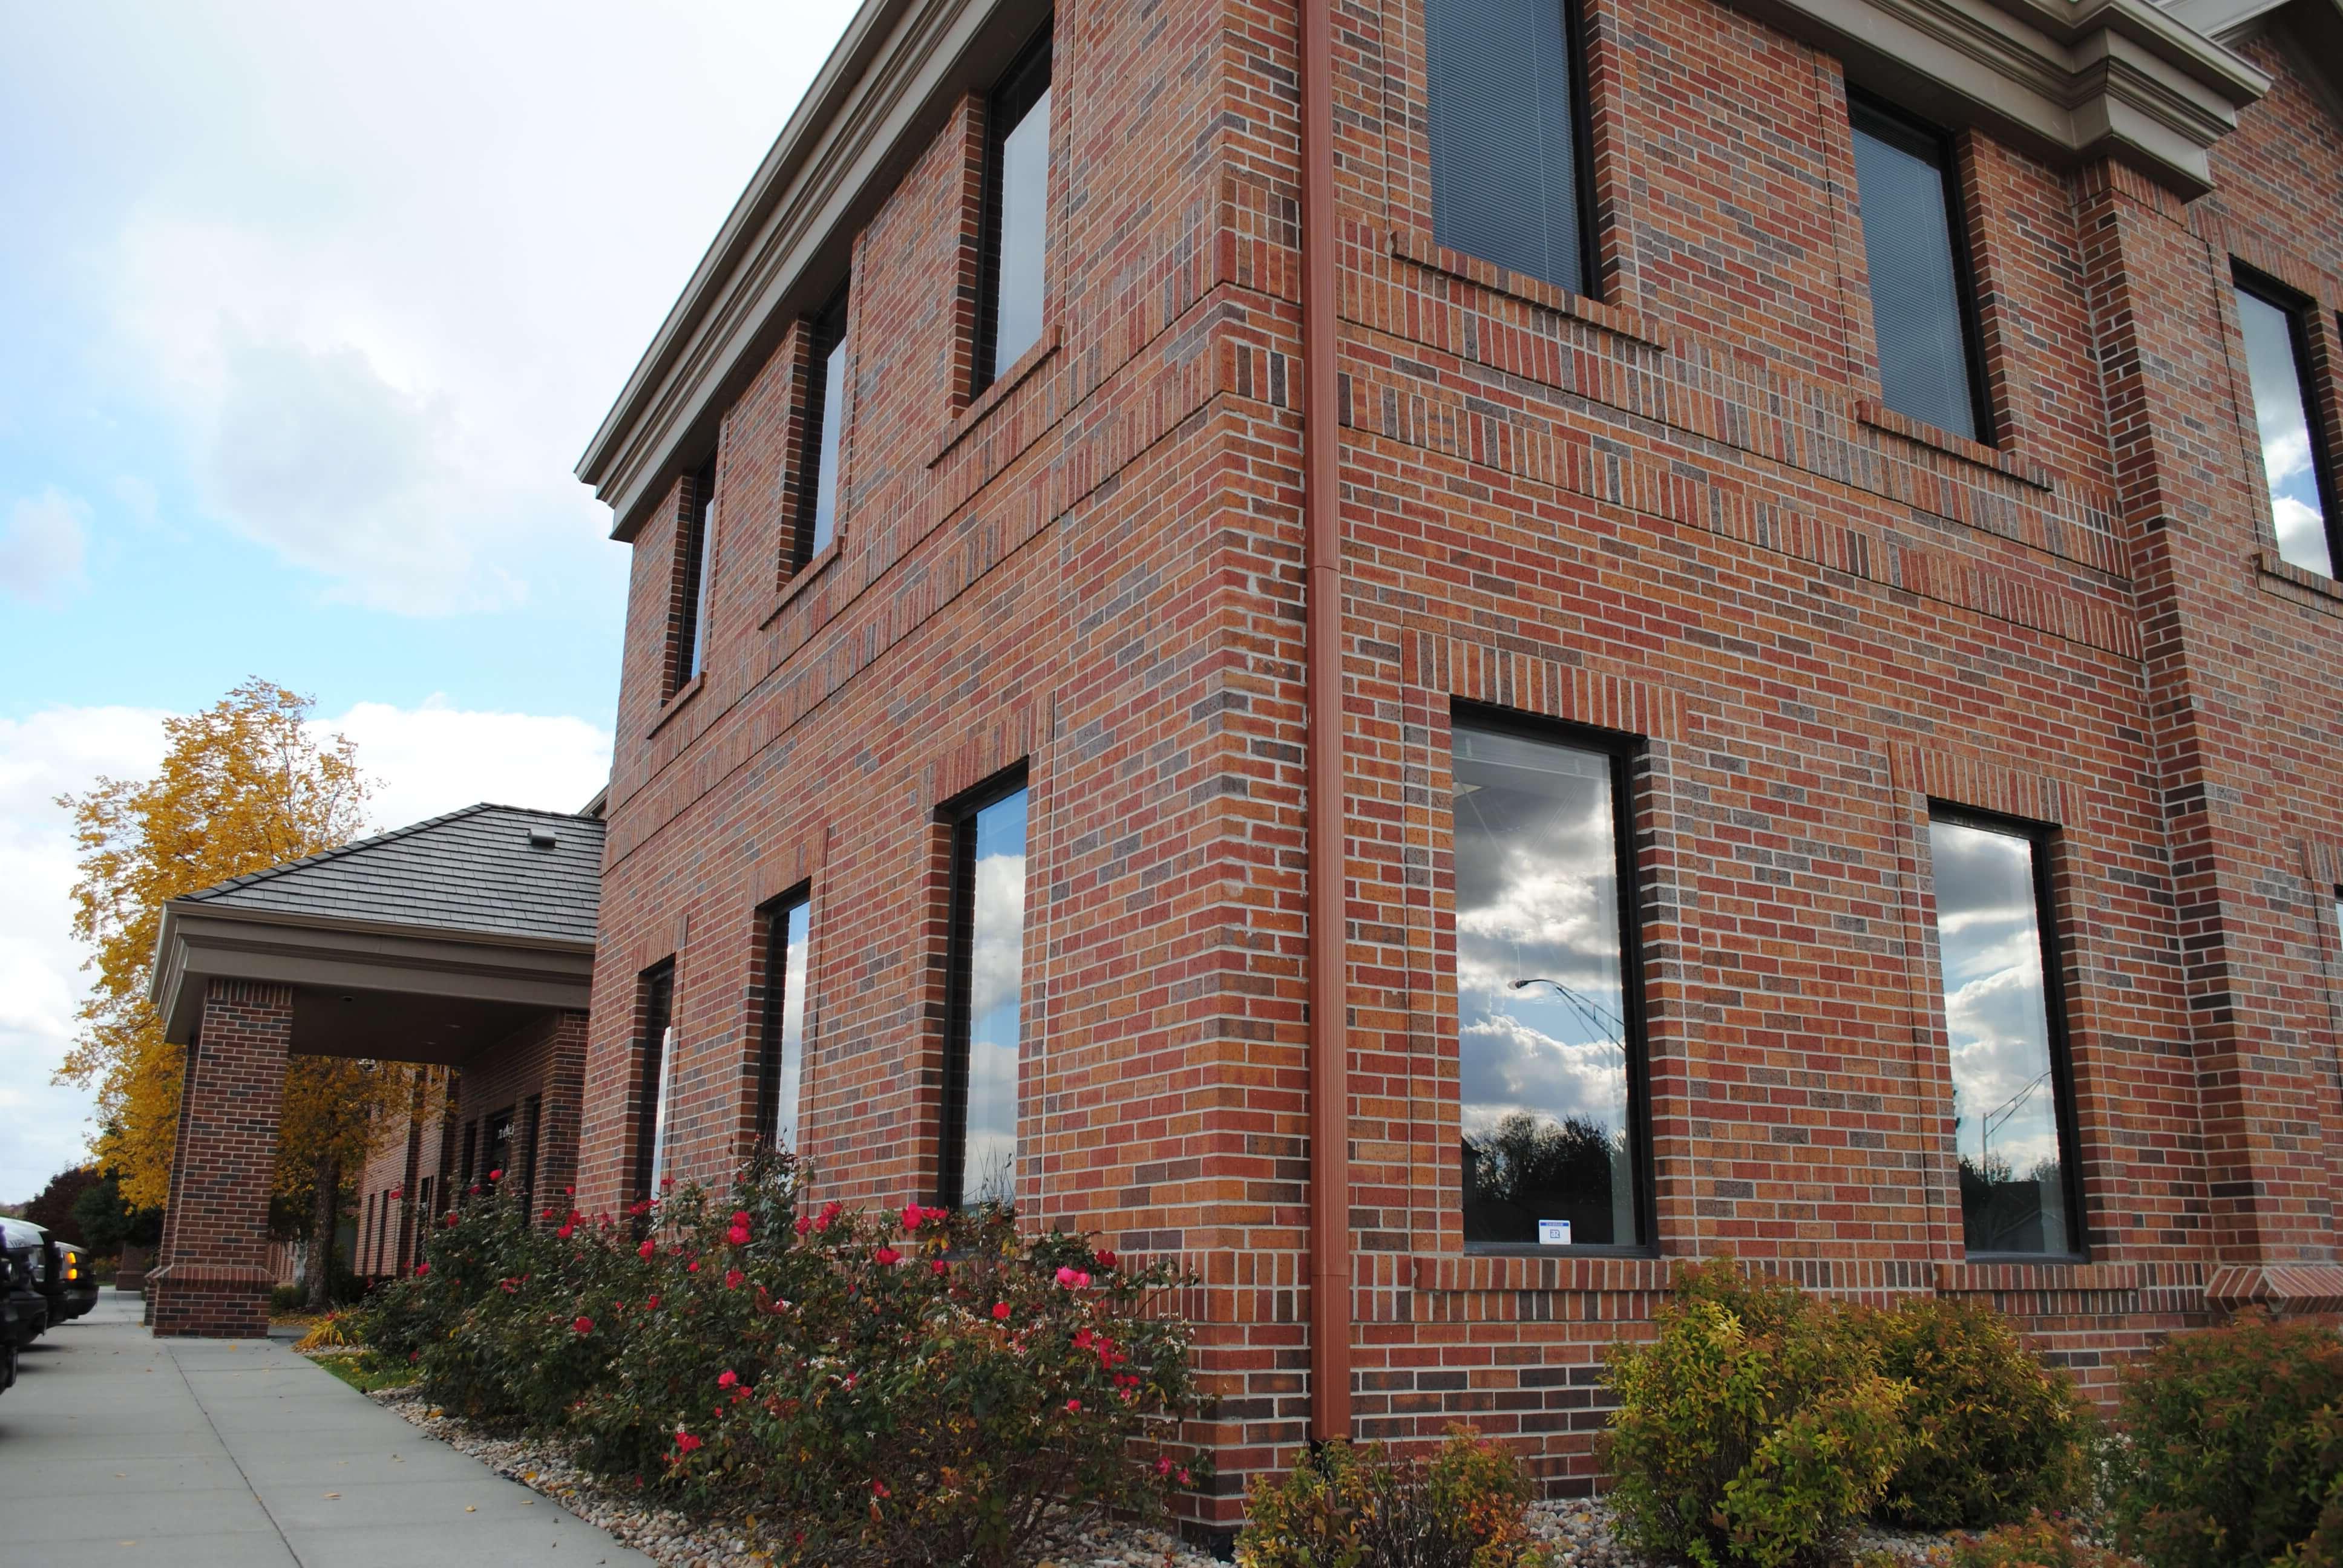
[1538,1218,1572,1247]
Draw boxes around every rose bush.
[355,1151,1208,1567]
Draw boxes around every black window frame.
[518,1094,542,1217]
[1449,701,1657,1258]
[1926,801,2088,1264]
[755,884,815,1148]
[2233,263,2343,578]
[1422,0,1601,301]
[793,289,851,573]
[632,962,677,1206]
[935,763,1032,1211]
[673,456,717,690]
[1846,91,1996,446]
[971,24,1054,399]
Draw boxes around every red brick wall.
[578,0,2343,1521]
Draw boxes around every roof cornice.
[1728,0,2267,196]
[577,0,1049,541]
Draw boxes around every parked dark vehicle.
[0,1216,96,1333]
[1,1223,47,1363]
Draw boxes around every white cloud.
[0,706,170,1203]
[0,699,612,1201]
[327,699,611,825]
[0,487,91,603]
[40,0,863,615]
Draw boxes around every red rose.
[724,1269,744,1290]
[646,1295,660,1310]
[572,1316,593,1334]
[1065,1398,1082,1413]
[717,1370,738,1390]
[413,1262,430,1277]
[900,1204,923,1230]
[488,1168,502,1181]
[992,1302,1012,1321]
[557,1223,574,1240]
[732,1210,751,1226]
[793,1215,812,1236]
[931,1260,949,1276]
[872,1247,901,1266]
[727,1223,750,1246]
[1095,1249,1118,1270]
[638,1238,656,1259]
[673,1430,702,1455]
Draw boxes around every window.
[940,775,1029,1209]
[795,292,850,570]
[1849,97,1989,442]
[458,1120,477,1184]
[634,964,677,1203]
[363,1192,376,1270]
[518,1096,542,1214]
[974,28,1053,393]
[483,1106,514,1182]
[673,457,717,688]
[1424,0,1593,296]
[1927,811,2082,1258]
[756,890,813,1149]
[2234,270,2339,578]
[1450,716,1647,1249]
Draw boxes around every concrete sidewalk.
[0,1291,657,1567]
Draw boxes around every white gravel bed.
[359,1382,1219,1568]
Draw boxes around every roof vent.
[528,828,560,849]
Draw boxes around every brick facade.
[574,0,2343,1521]
[356,1011,592,1278]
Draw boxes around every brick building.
[586,0,2343,1517]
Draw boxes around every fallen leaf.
[324,1492,341,1500]
[466,1505,477,1512]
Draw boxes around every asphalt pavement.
[0,1289,657,1566]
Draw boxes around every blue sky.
[0,0,859,1200]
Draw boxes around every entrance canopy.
[152,803,603,1066]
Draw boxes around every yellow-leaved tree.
[55,678,424,1307]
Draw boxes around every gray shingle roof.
[179,804,604,946]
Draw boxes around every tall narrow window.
[1451,717,1645,1249]
[756,891,813,1149]
[796,293,850,570]
[458,1120,477,1184]
[1928,811,2082,1258]
[483,1107,514,1182]
[1849,97,1989,442]
[941,777,1029,1209]
[674,458,717,688]
[974,30,1053,393]
[519,1095,542,1215]
[634,964,677,1203]
[1425,0,1593,296]
[2235,271,2339,578]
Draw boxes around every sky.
[0,0,862,1201]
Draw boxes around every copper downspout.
[1300,0,1352,1447]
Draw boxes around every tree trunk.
[305,1150,339,1310]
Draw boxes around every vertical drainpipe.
[1300,0,1353,1448]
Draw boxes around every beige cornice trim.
[577,0,1050,543]
[1728,0,2267,196]
[151,903,597,1044]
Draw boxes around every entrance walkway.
[0,1292,655,1567]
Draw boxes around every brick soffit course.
[574,0,2286,541]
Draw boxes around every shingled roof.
[177,803,605,947]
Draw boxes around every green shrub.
[1861,1297,2092,1530]
[1236,1427,1553,1568]
[1948,1514,2141,1568]
[358,1151,1208,1568]
[1601,1260,1912,1568]
[2106,1312,2343,1568]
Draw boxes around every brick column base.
[148,978,293,1339]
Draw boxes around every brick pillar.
[531,1011,590,1224]
[149,980,292,1337]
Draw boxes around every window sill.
[1854,399,2053,492]
[2256,548,2343,612]
[761,538,843,630]
[1387,226,1668,352]
[931,323,1061,469]
[1413,1250,1669,1294]
[646,673,704,739]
